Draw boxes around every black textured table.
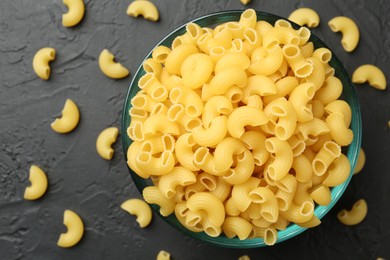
[1,0,389,259]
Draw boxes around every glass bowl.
[121,10,362,248]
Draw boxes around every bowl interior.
[121,10,362,248]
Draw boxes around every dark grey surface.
[0,0,389,259]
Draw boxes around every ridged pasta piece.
[232,177,260,212]
[143,115,180,137]
[241,131,269,166]
[214,137,246,172]
[288,8,320,28]
[202,96,233,128]
[152,46,171,64]
[275,182,297,211]
[138,73,168,101]
[265,137,293,180]
[338,199,367,225]
[222,217,253,240]
[325,100,352,127]
[289,83,315,123]
[215,52,250,73]
[158,167,197,199]
[227,106,268,138]
[225,86,244,103]
[297,215,321,228]
[136,151,175,176]
[156,250,171,260]
[304,57,325,90]
[352,64,387,90]
[223,149,254,185]
[282,44,313,78]
[354,148,365,175]
[328,16,360,52]
[174,133,199,171]
[248,46,284,76]
[210,177,232,202]
[165,43,198,75]
[127,142,148,178]
[298,118,330,141]
[293,181,312,205]
[249,187,279,223]
[255,20,273,37]
[187,192,225,227]
[312,141,341,176]
[322,153,350,187]
[244,75,277,97]
[263,76,299,104]
[326,112,354,146]
[262,27,300,50]
[181,53,214,89]
[209,67,247,95]
[313,48,332,63]
[160,68,182,91]
[253,226,277,245]
[209,46,226,63]
[192,116,228,147]
[180,23,204,45]
[292,154,313,183]
[300,42,314,58]
[143,186,175,216]
[310,185,331,206]
[279,201,314,223]
[131,93,158,112]
[239,9,257,30]
[243,28,262,55]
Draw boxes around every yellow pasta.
[57,210,84,248]
[124,10,357,243]
[328,16,360,52]
[337,199,368,225]
[354,148,365,175]
[121,198,152,228]
[51,99,80,134]
[156,250,171,260]
[227,106,268,138]
[24,165,48,200]
[32,47,56,80]
[352,64,387,90]
[99,49,129,79]
[288,8,320,28]
[143,186,175,216]
[62,0,85,27]
[96,127,118,160]
[127,0,159,22]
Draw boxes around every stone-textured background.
[1,0,389,259]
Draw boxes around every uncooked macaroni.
[328,16,360,52]
[32,47,56,80]
[62,0,85,27]
[24,165,48,200]
[51,99,80,134]
[156,250,171,260]
[127,0,159,22]
[96,127,119,160]
[98,49,129,79]
[121,198,152,228]
[337,199,368,225]
[57,210,84,248]
[353,148,365,175]
[352,64,387,90]
[125,9,355,245]
[288,8,320,28]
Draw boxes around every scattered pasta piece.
[337,199,368,226]
[156,250,171,260]
[62,0,85,27]
[24,165,48,200]
[288,8,320,28]
[353,148,365,175]
[238,255,251,260]
[57,210,84,248]
[32,47,56,80]
[51,99,80,134]
[98,49,130,79]
[96,127,119,160]
[388,120,390,128]
[121,198,152,228]
[240,0,251,5]
[127,0,159,22]
[352,64,387,90]
[328,16,359,52]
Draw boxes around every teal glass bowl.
[121,10,362,248]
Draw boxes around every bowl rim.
[121,10,362,248]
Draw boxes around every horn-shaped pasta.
[98,49,129,79]
[248,46,284,76]
[57,210,84,248]
[143,186,175,216]
[165,43,198,75]
[314,76,343,105]
[289,83,315,122]
[227,106,268,139]
[202,96,233,128]
[96,127,119,160]
[214,137,246,172]
[121,198,152,228]
[24,165,48,200]
[337,199,367,225]
[62,0,85,27]
[265,137,293,181]
[143,115,180,137]
[181,53,214,89]
[326,112,354,146]
[192,116,227,147]
[127,141,149,178]
[223,149,254,185]
[312,141,341,176]
[244,75,277,97]
[325,100,352,126]
[262,27,300,50]
[215,52,250,73]
[32,47,56,80]
[159,167,197,198]
[126,0,159,22]
[51,99,80,134]
[328,16,359,52]
[249,187,279,223]
[175,133,199,171]
[241,131,269,166]
[222,217,253,240]
[292,154,313,183]
[209,67,247,95]
[322,153,351,187]
[352,64,387,90]
[282,44,313,78]
[187,192,225,227]
[136,151,175,176]
[288,8,320,28]
[231,177,260,212]
[169,86,203,117]
[279,201,314,223]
